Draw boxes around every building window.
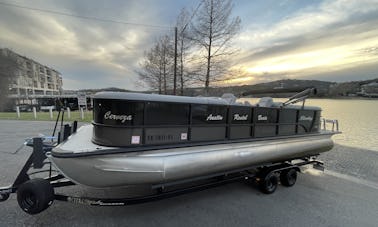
[34,90,44,95]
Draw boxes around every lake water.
[241,98,378,151]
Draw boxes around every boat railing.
[321,118,339,132]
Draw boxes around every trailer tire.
[259,173,278,194]
[0,193,10,202]
[17,178,54,215]
[280,169,297,187]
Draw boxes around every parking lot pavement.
[320,144,378,183]
[1,120,378,227]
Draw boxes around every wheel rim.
[287,170,297,185]
[0,193,9,201]
[21,192,36,211]
[16,178,55,214]
[266,175,277,191]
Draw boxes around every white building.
[0,48,63,97]
[360,81,378,97]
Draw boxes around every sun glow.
[224,76,255,84]
[243,38,378,76]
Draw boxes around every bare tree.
[137,45,163,93]
[137,0,241,95]
[175,8,194,95]
[137,35,175,94]
[0,50,19,111]
[190,0,241,94]
[160,35,175,94]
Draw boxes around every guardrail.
[321,118,339,132]
[13,107,87,120]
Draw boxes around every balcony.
[27,71,33,78]
[8,87,18,95]
[26,61,32,69]
[34,90,44,95]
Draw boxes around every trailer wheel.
[0,193,10,202]
[17,178,54,215]
[280,169,297,187]
[259,173,278,194]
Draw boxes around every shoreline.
[308,96,378,100]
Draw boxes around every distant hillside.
[77,87,131,94]
[63,78,378,98]
[182,78,378,98]
[182,79,336,97]
[328,78,378,97]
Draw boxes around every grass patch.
[0,111,93,122]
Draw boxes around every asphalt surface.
[0,120,378,227]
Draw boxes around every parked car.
[13,104,32,112]
[40,105,56,112]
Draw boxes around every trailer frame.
[0,133,324,213]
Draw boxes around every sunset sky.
[1,0,377,90]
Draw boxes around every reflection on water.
[240,98,378,151]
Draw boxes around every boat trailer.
[0,123,325,215]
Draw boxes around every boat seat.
[256,97,282,107]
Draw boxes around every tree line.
[137,0,241,95]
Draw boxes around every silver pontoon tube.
[49,125,334,188]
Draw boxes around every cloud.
[0,0,176,90]
[0,0,377,90]
[233,0,378,84]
